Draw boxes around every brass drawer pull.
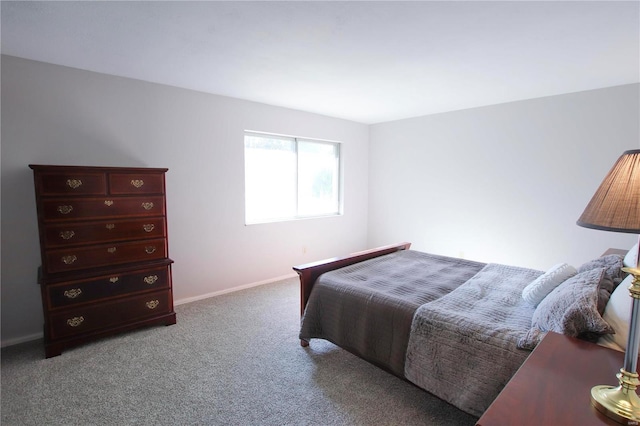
[144,275,158,285]
[104,200,114,207]
[141,202,154,210]
[66,179,82,189]
[146,300,159,310]
[131,179,144,188]
[145,246,156,254]
[105,223,115,230]
[64,288,82,299]
[109,277,119,283]
[57,205,73,215]
[66,316,84,327]
[142,224,155,232]
[59,230,75,240]
[61,255,77,265]
[107,247,117,254]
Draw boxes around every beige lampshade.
[577,149,640,233]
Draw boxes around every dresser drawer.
[109,173,165,195]
[47,266,171,308]
[48,289,172,339]
[40,196,165,221]
[45,238,167,273]
[34,171,107,196]
[43,217,166,248]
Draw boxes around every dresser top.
[477,331,626,425]
[29,164,168,173]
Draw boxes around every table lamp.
[577,149,640,424]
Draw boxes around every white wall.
[4,54,639,347]
[369,84,640,270]
[1,55,370,345]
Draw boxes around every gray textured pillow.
[577,254,624,284]
[532,267,614,338]
[517,328,547,351]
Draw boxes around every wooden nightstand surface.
[477,331,629,426]
[603,248,628,257]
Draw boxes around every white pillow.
[624,243,639,268]
[598,274,633,352]
[522,263,578,307]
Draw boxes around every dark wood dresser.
[29,165,176,357]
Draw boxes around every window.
[244,132,341,224]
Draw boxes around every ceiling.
[1,1,639,124]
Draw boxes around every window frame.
[244,131,343,225]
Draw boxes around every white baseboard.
[174,273,297,305]
[1,332,43,348]
[1,274,298,348]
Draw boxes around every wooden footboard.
[293,242,412,321]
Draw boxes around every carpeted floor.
[1,277,477,425]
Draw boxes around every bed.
[293,242,626,417]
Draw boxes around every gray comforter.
[404,263,542,417]
[299,250,486,377]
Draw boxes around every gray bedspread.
[299,250,485,377]
[404,263,543,417]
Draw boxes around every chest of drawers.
[29,165,176,357]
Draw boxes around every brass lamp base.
[591,369,640,425]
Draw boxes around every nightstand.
[477,331,629,425]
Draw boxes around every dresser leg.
[45,343,62,358]
[164,312,177,326]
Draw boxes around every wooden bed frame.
[292,242,412,347]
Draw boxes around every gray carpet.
[1,277,478,425]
